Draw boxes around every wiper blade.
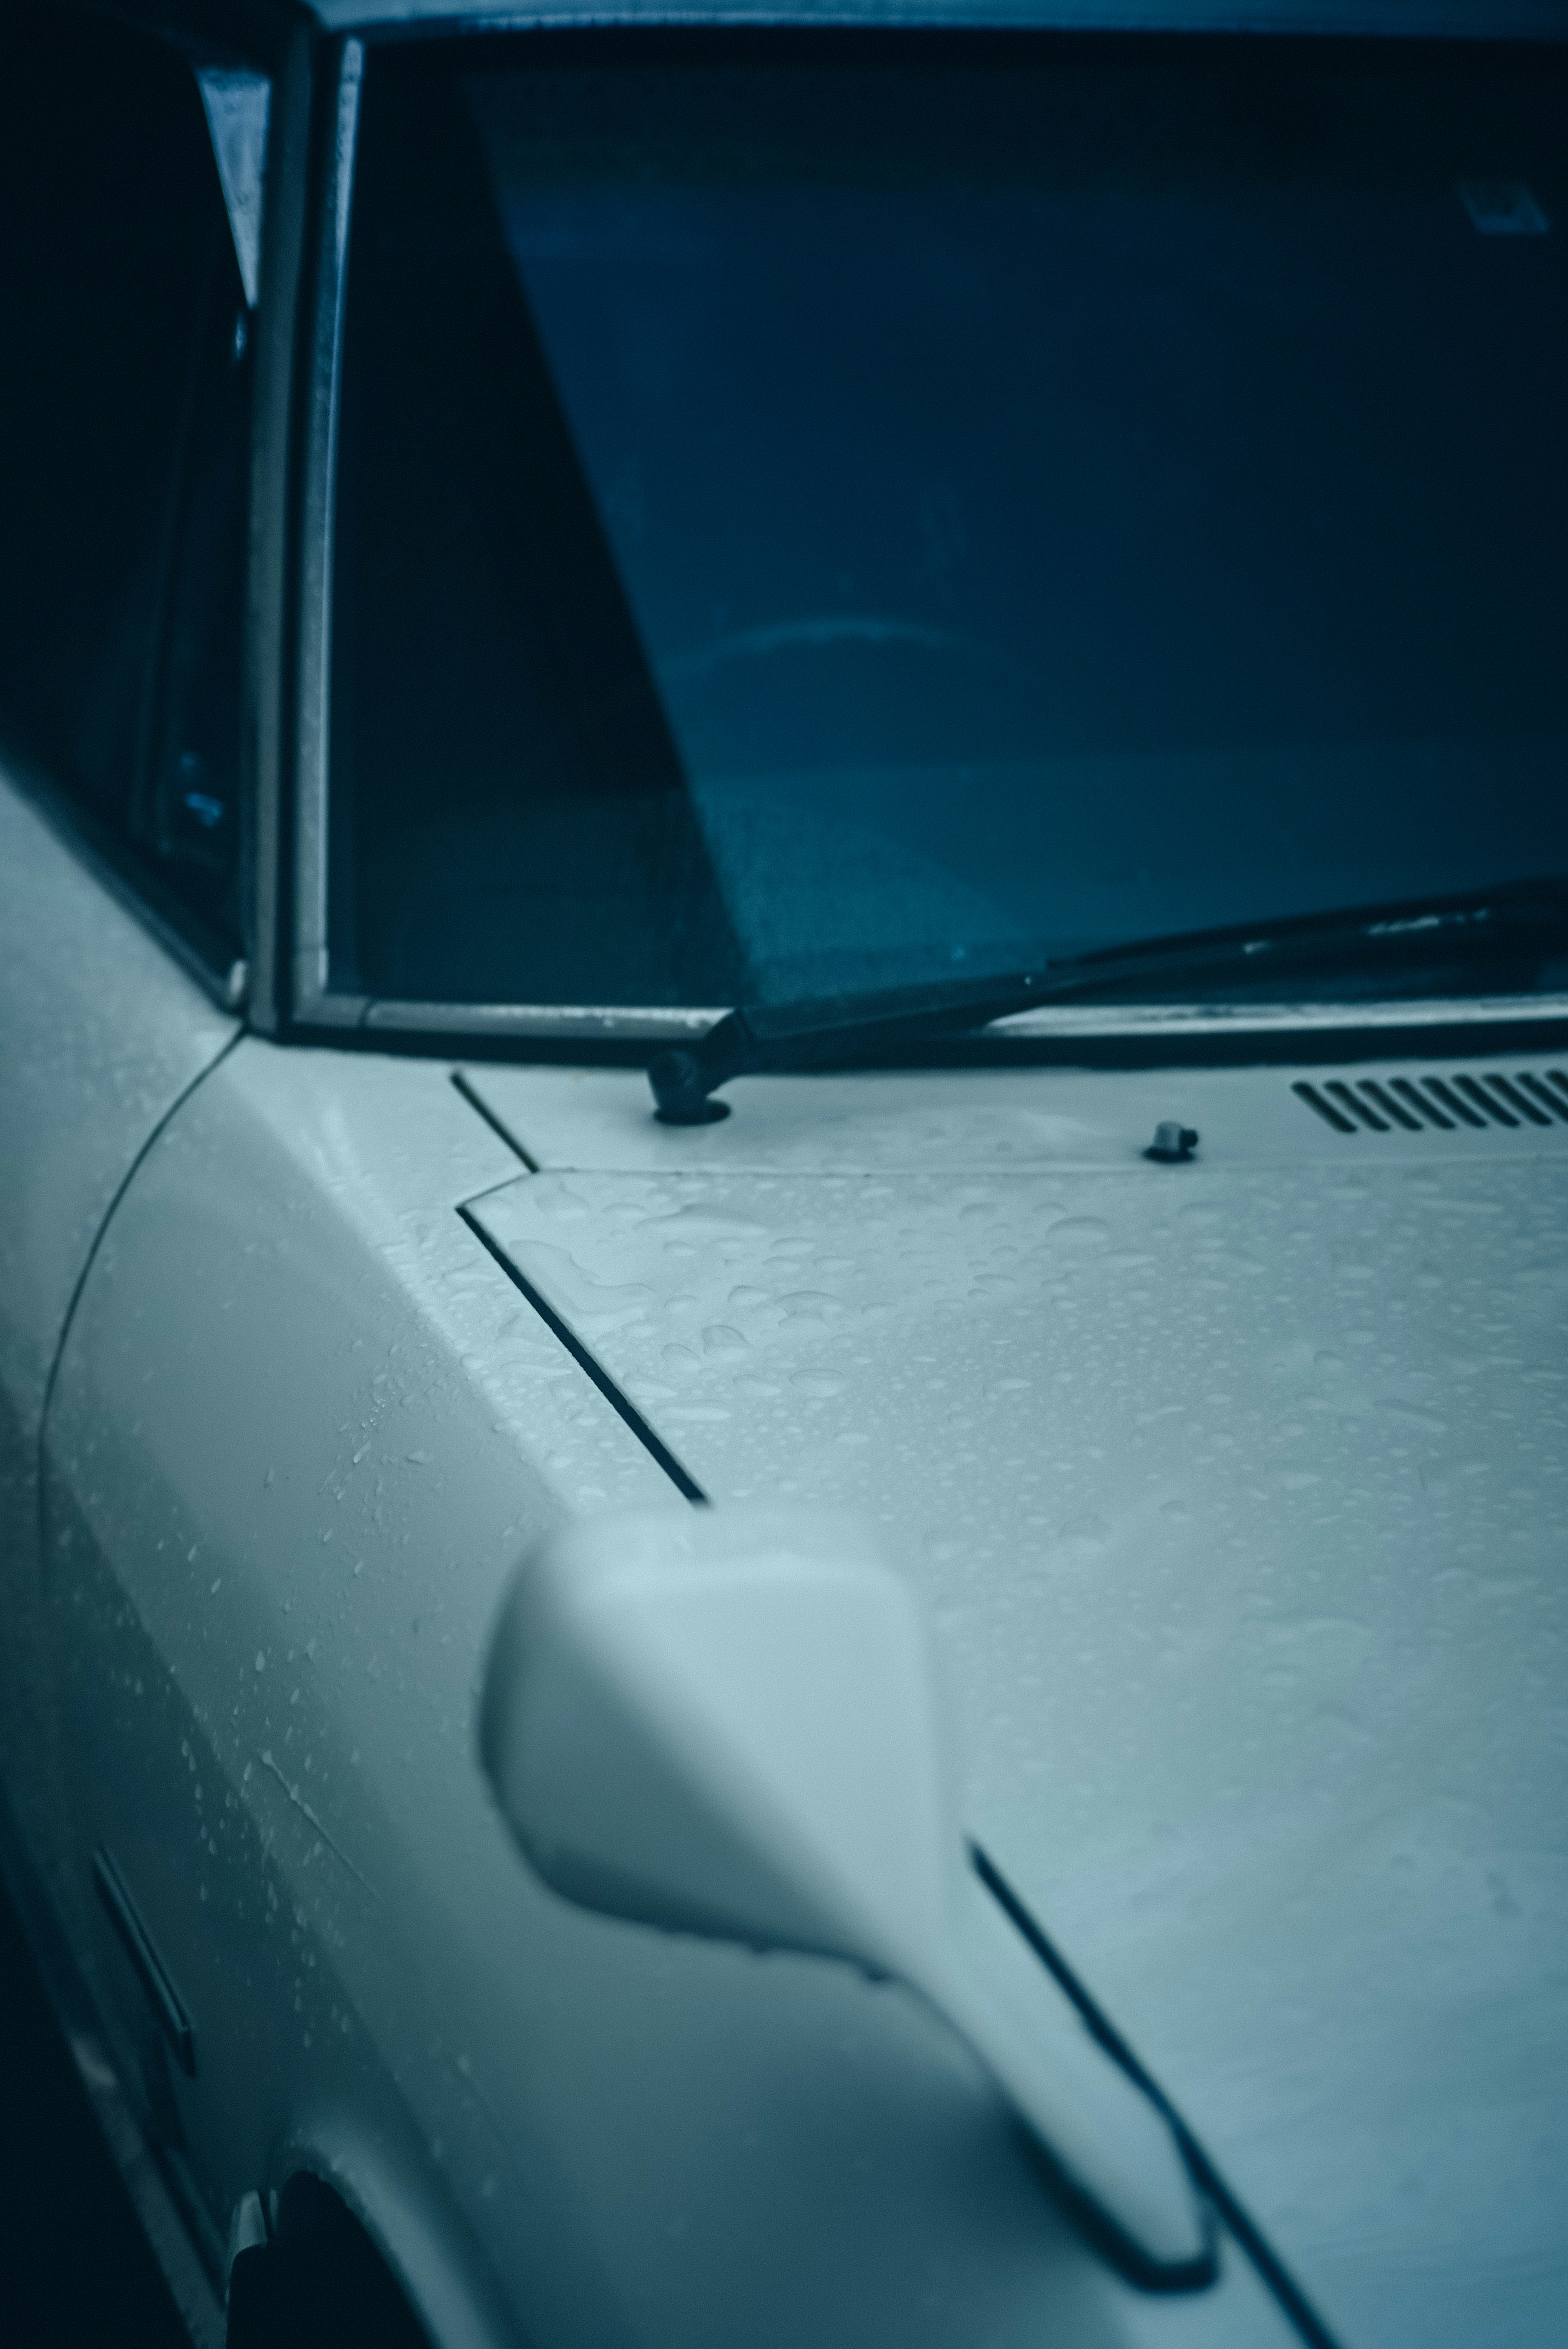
[648,876,1568,1123]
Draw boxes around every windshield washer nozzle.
[1146,1121,1199,1163]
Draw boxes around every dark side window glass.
[0,15,256,957]
[331,34,1568,1013]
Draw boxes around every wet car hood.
[464,1058,1568,2349]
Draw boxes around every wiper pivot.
[648,875,1568,1123]
[649,972,1054,1124]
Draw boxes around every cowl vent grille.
[1294,1070,1568,1134]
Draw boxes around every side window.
[0,13,263,957]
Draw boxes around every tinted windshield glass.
[331,34,1568,1011]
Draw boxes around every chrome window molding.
[991,993,1568,1041]
[290,990,1568,1048]
[314,4,1568,43]
[363,998,726,1039]
[292,36,363,1028]
[246,19,314,1037]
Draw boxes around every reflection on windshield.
[330,37,1568,1011]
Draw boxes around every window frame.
[283,18,1568,1056]
[287,32,720,1050]
[0,0,306,1021]
[232,1,314,1039]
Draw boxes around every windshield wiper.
[648,876,1568,1122]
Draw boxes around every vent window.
[1294,1070,1568,1134]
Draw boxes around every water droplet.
[702,1325,749,1358]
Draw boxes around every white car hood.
[465,1055,1568,2349]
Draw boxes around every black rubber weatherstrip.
[972,1845,1343,2349]
[92,1850,197,2079]
[457,1204,707,1503]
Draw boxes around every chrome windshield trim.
[991,992,1568,1039]
[247,25,313,1036]
[321,3,1568,41]
[361,996,726,1039]
[292,38,363,1021]
[289,989,1568,1046]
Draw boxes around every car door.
[0,8,257,1932]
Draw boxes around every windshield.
[329,32,1568,1014]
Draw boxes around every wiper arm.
[648,876,1568,1123]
